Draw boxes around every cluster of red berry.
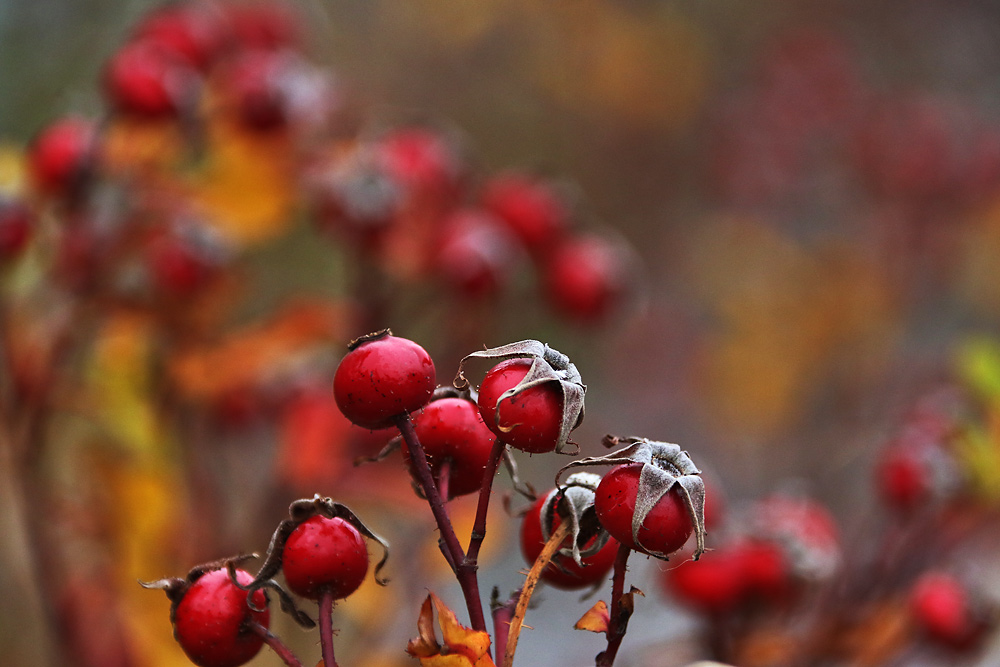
[145,330,708,667]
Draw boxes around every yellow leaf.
[407,593,495,667]
[192,119,297,245]
[574,600,610,634]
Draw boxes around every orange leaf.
[575,600,610,634]
[407,593,495,667]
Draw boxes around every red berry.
[405,397,497,498]
[435,209,520,298]
[147,226,224,297]
[282,515,369,600]
[520,494,618,590]
[226,1,302,52]
[477,357,563,453]
[132,5,225,72]
[544,234,627,324]
[103,41,195,119]
[663,548,748,614]
[333,332,436,429]
[876,443,930,513]
[27,116,95,198]
[595,463,694,557]
[910,572,979,649]
[481,172,569,252]
[173,568,269,667]
[0,200,33,261]
[377,127,464,200]
[225,50,291,132]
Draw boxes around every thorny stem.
[319,588,339,667]
[492,588,520,661]
[595,543,632,667]
[394,414,488,635]
[504,521,572,667]
[465,437,507,567]
[248,621,304,667]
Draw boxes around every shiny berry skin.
[405,397,497,498]
[910,572,979,649]
[520,495,618,590]
[173,568,269,667]
[282,515,369,600]
[0,200,33,261]
[477,358,562,453]
[595,463,694,556]
[333,333,436,429]
[27,116,95,198]
[481,172,569,252]
[544,234,627,324]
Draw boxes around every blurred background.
[5,0,1000,665]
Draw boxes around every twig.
[319,588,339,667]
[595,543,632,667]
[504,521,572,667]
[465,437,507,568]
[248,621,304,667]
[394,414,488,634]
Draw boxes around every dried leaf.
[575,600,610,634]
[406,593,495,667]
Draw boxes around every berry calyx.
[282,515,369,600]
[520,491,618,590]
[595,462,694,557]
[478,358,563,454]
[557,436,706,560]
[405,395,497,499]
[333,330,436,429]
[454,339,585,454]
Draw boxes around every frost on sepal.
[541,472,611,567]
[453,339,585,454]
[556,435,707,560]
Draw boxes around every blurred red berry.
[544,234,628,324]
[481,172,569,253]
[173,568,269,667]
[132,4,226,72]
[225,50,291,132]
[103,41,197,119]
[663,549,748,614]
[226,1,301,52]
[910,572,982,650]
[377,127,464,201]
[0,199,33,261]
[333,331,436,429]
[282,515,369,600]
[27,116,95,199]
[435,209,521,298]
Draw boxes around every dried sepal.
[540,472,611,566]
[454,340,585,454]
[141,553,259,627]
[407,592,495,666]
[556,435,707,560]
[237,494,391,611]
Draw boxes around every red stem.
[596,543,632,667]
[394,414,488,635]
[437,458,451,503]
[464,437,506,568]
[248,622,304,667]
[492,588,520,663]
[319,588,339,667]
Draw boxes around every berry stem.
[503,521,571,667]
[394,414,488,635]
[248,621,305,667]
[595,543,632,667]
[438,458,451,503]
[492,588,520,660]
[464,437,506,568]
[319,588,340,667]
